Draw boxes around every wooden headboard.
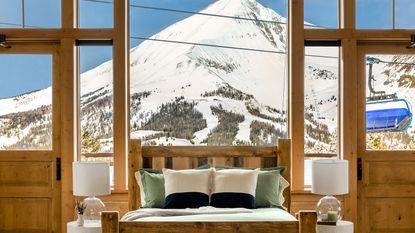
[128,139,291,212]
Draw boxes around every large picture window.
[129,0,288,146]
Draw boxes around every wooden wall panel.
[366,198,415,232]
[368,162,415,184]
[0,198,51,233]
[0,161,52,187]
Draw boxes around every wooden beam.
[118,221,299,233]
[128,140,142,211]
[289,0,305,191]
[141,145,279,158]
[60,38,76,233]
[304,29,415,40]
[2,29,114,40]
[341,39,358,230]
[298,210,317,233]
[279,139,292,212]
[101,211,120,233]
[61,0,74,29]
[113,0,129,191]
[340,0,355,29]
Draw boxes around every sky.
[0,0,414,99]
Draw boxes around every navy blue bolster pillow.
[164,192,209,209]
[210,192,255,209]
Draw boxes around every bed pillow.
[210,169,259,209]
[198,164,286,208]
[134,169,165,208]
[255,170,281,208]
[163,168,213,209]
[279,175,290,209]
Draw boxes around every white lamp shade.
[311,159,349,195]
[73,161,110,196]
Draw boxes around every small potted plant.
[75,200,87,226]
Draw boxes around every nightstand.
[67,221,102,233]
[317,220,353,233]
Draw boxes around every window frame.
[357,42,415,154]
[0,42,60,153]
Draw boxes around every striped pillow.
[163,168,213,209]
[211,169,259,209]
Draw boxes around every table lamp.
[73,161,110,221]
[311,159,348,222]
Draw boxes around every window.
[0,0,22,28]
[395,0,415,29]
[0,54,53,150]
[79,0,113,28]
[24,0,61,28]
[130,0,288,146]
[304,0,338,28]
[356,0,415,29]
[304,44,340,186]
[0,0,60,28]
[78,45,114,186]
[304,46,339,154]
[365,54,415,150]
[356,0,392,29]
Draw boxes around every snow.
[0,87,52,116]
[130,130,163,139]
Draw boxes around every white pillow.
[163,168,213,208]
[134,171,146,207]
[279,176,290,209]
[211,169,259,209]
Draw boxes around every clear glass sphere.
[316,195,342,222]
[83,196,106,221]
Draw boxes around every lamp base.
[316,195,342,222]
[83,196,106,221]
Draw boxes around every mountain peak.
[202,0,283,21]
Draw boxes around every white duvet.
[121,206,253,221]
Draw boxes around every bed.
[101,139,317,233]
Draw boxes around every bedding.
[135,169,164,208]
[163,168,213,209]
[199,164,288,208]
[210,169,259,209]
[135,167,290,209]
[121,207,296,222]
[121,206,253,221]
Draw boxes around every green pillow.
[255,170,281,208]
[138,169,165,208]
[137,167,209,208]
[198,164,285,208]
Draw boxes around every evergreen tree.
[81,128,101,152]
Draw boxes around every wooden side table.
[67,221,102,233]
[317,220,353,233]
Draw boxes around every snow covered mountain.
[129,0,289,146]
